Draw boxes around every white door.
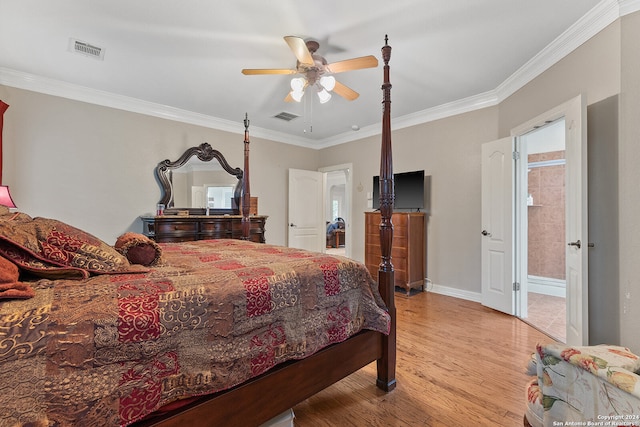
[511,95,588,345]
[191,187,204,209]
[564,97,588,346]
[481,137,515,314]
[288,168,324,251]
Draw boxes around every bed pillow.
[114,232,163,266]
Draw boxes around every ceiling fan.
[241,36,378,103]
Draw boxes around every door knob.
[289,223,296,227]
[481,230,491,236]
[568,240,581,249]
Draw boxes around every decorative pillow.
[0,216,147,277]
[114,232,163,266]
[0,253,34,300]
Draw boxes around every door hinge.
[513,282,520,291]
[512,151,520,160]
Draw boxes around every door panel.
[564,96,588,345]
[481,137,514,314]
[288,169,324,252]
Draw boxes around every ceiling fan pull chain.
[309,94,313,133]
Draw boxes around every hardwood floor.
[293,292,554,426]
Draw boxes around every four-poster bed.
[0,37,397,427]
[136,35,397,427]
[137,36,397,427]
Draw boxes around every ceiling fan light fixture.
[319,75,336,91]
[290,89,304,102]
[290,77,305,91]
[317,88,331,104]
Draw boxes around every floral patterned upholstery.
[525,343,640,426]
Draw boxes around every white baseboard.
[527,275,566,298]
[427,282,481,303]
[425,278,565,302]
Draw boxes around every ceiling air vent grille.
[273,112,299,122]
[69,38,105,60]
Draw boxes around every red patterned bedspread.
[0,239,390,426]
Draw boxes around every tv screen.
[373,170,425,211]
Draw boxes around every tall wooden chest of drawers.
[364,212,426,294]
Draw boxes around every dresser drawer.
[200,221,228,232]
[156,221,198,234]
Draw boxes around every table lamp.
[0,185,17,208]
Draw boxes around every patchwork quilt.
[0,239,390,426]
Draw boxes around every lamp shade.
[290,89,304,102]
[317,89,331,104]
[319,75,336,91]
[0,185,16,208]
[290,77,305,92]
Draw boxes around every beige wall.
[619,12,640,352]
[320,107,499,297]
[2,12,638,350]
[0,86,318,246]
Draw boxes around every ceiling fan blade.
[333,81,359,101]
[242,68,297,75]
[326,55,378,74]
[284,36,314,66]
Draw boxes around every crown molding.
[2,0,637,150]
[310,90,500,149]
[496,0,623,102]
[0,66,313,147]
[317,0,634,148]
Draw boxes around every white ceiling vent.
[69,38,105,60]
[273,112,299,122]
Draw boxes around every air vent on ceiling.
[69,38,105,60]
[273,112,299,122]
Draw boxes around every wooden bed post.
[376,35,397,392]
[241,113,251,240]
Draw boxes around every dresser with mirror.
[142,142,267,243]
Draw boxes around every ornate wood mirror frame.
[155,142,243,215]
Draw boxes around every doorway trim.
[510,95,588,345]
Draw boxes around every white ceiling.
[0,0,619,148]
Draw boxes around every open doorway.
[320,164,352,259]
[482,95,587,345]
[519,119,567,342]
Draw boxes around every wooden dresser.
[364,211,426,294]
[141,215,267,243]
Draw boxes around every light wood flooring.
[293,291,555,426]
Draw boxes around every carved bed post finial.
[376,35,396,392]
[241,113,251,240]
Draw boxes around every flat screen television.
[373,170,425,211]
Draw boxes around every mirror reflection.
[171,158,238,209]
[155,142,243,215]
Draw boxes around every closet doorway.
[518,119,567,342]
